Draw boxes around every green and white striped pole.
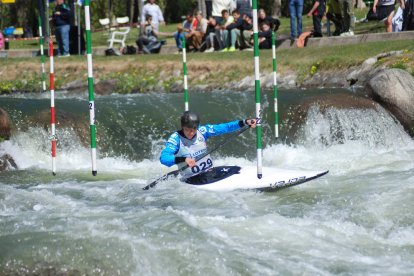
[272,32,279,138]
[252,0,262,179]
[38,16,46,92]
[84,0,97,176]
[182,36,189,111]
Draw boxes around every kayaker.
[160,111,256,180]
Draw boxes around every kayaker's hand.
[245,119,257,128]
[185,157,196,167]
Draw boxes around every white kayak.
[184,166,329,192]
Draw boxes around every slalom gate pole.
[38,16,46,92]
[252,0,263,179]
[49,39,56,175]
[272,32,279,138]
[182,36,189,111]
[84,0,98,176]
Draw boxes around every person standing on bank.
[289,0,304,40]
[373,0,405,32]
[160,111,256,181]
[141,0,165,32]
[52,0,72,57]
[307,0,326,37]
[338,0,355,36]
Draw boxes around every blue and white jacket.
[160,120,245,177]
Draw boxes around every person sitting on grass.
[174,13,197,52]
[136,14,159,54]
[222,9,243,52]
[258,21,273,49]
[215,9,234,50]
[186,11,209,52]
[258,8,281,32]
[204,16,219,52]
[240,14,254,50]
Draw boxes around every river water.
[0,89,413,275]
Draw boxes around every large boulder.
[366,68,414,136]
[285,93,380,142]
[0,108,17,171]
[0,107,11,140]
[31,109,90,147]
[0,154,17,171]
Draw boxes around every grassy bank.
[6,7,384,50]
[1,39,413,93]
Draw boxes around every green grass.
[2,8,413,94]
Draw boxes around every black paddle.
[143,125,250,190]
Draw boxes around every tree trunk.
[272,0,282,17]
[356,0,366,8]
[127,0,133,25]
[37,0,45,37]
[108,0,112,20]
[138,0,143,21]
[202,0,207,17]
[44,0,50,38]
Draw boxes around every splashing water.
[1,90,413,275]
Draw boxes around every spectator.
[52,0,72,57]
[307,0,326,37]
[212,0,233,23]
[186,11,209,52]
[240,14,254,49]
[141,0,165,32]
[373,0,405,32]
[215,9,234,50]
[392,6,404,32]
[289,0,304,39]
[205,16,219,52]
[326,0,343,36]
[339,0,354,36]
[258,21,272,49]
[223,9,243,52]
[402,0,414,30]
[136,14,158,54]
[236,0,252,17]
[174,13,197,52]
[258,9,281,32]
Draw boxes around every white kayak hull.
[188,166,329,192]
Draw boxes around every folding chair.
[107,16,131,48]
[99,18,112,37]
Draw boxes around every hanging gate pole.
[252,0,262,179]
[182,36,189,111]
[84,0,98,176]
[49,39,57,175]
[38,16,47,92]
[272,32,279,138]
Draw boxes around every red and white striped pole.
[49,39,57,175]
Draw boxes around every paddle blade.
[143,170,180,190]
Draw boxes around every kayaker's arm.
[200,119,256,140]
[160,133,180,167]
